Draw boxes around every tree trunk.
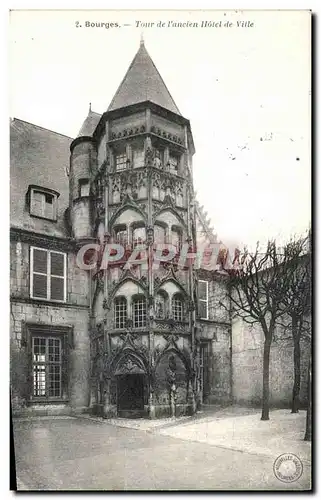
[304,357,311,441]
[291,316,301,413]
[261,337,272,421]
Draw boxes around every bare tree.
[277,235,311,413]
[225,240,302,421]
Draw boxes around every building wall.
[10,238,91,415]
[232,316,310,407]
[196,274,232,404]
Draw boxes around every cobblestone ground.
[12,412,311,491]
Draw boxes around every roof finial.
[89,102,92,112]
[140,32,144,46]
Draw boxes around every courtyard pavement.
[12,407,312,491]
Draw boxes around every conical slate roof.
[108,41,181,115]
[77,107,101,137]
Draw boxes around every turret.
[69,135,97,241]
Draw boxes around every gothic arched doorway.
[114,354,148,418]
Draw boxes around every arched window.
[114,225,128,246]
[154,224,166,245]
[155,291,168,319]
[114,297,127,329]
[172,294,184,322]
[171,226,182,251]
[132,295,147,328]
[132,226,146,247]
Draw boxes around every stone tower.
[72,40,198,418]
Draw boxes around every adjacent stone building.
[10,40,309,418]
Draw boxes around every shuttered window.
[30,189,58,220]
[30,247,66,302]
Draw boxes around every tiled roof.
[10,118,72,237]
[77,109,102,137]
[108,41,181,115]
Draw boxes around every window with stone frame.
[168,153,179,174]
[115,152,127,171]
[29,186,59,221]
[154,224,166,245]
[132,226,146,247]
[132,295,147,328]
[79,178,90,197]
[155,291,168,319]
[30,247,66,302]
[114,225,128,246]
[172,293,184,321]
[114,296,127,329]
[32,336,62,398]
[132,148,145,168]
[23,324,73,402]
[198,280,209,320]
[171,226,182,251]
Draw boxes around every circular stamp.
[273,453,303,483]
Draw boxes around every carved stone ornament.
[115,356,146,376]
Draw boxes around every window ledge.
[29,213,58,222]
[28,399,70,405]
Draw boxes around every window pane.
[115,229,127,246]
[32,337,62,399]
[33,249,47,274]
[133,149,145,168]
[133,298,147,328]
[80,181,90,197]
[116,153,127,171]
[51,252,65,276]
[172,297,183,321]
[171,230,181,249]
[48,365,61,397]
[115,298,127,329]
[31,191,44,217]
[198,281,208,301]
[154,225,165,244]
[50,277,64,301]
[33,274,47,298]
[199,301,208,319]
[33,366,46,396]
[133,227,146,246]
[33,338,46,362]
[49,338,61,362]
[44,201,54,220]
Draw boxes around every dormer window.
[115,152,127,171]
[28,185,59,221]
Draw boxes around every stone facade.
[10,41,309,418]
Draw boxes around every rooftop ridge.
[10,117,74,140]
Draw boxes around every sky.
[9,9,311,249]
